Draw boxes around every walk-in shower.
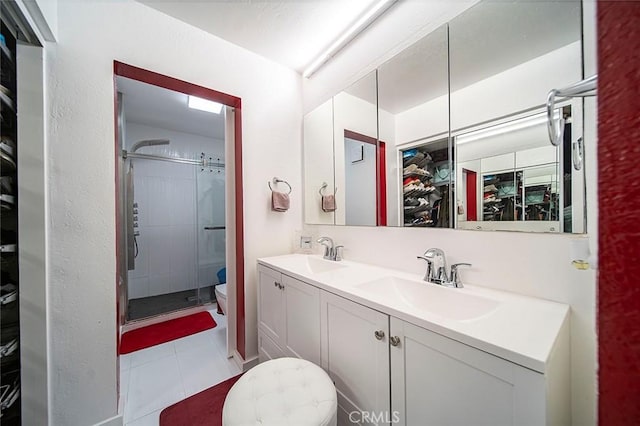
[116,74,228,323]
[122,142,227,321]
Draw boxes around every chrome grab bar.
[547,74,597,146]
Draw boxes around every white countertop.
[257,254,569,374]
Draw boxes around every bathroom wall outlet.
[300,236,312,250]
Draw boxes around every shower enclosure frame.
[113,61,247,360]
[123,148,225,320]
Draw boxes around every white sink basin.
[304,256,347,274]
[355,276,500,321]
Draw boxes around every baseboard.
[231,350,259,372]
[94,414,123,426]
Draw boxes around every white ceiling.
[128,0,581,124]
[138,0,383,73]
[116,76,226,140]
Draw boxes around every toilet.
[222,357,337,426]
[214,283,227,315]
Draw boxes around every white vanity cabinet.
[257,257,569,426]
[257,264,321,364]
[389,318,565,426]
[320,291,391,426]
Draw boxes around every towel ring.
[268,177,292,194]
[319,182,337,196]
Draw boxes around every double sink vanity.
[257,251,570,425]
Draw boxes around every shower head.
[131,139,170,153]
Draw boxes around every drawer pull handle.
[374,330,385,340]
[390,336,401,347]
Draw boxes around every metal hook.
[573,137,584,171]
[268,177,292,194]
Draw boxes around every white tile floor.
[120,309,241,425]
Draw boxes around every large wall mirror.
[379,25,450,228]
[449,0,584,233]
[449,0,585,232]
[304,71,379,226]
[302,0,586,233]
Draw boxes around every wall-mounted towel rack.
[268,177,292,194]
[547,74,597,146]
[319,182,337,196]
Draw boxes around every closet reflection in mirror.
[455,110,569,233]
[449,0,585,233]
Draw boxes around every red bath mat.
[120,312,216,354]
[160,374,242,426]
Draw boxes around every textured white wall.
[46,1,302,424]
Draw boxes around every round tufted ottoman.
[222,357,337,426]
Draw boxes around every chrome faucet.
[317,237,343,261]
[417,248,471,288]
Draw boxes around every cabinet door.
[321,291,390,426]
[257,265,285,345]
[390,318,545,426]
[282,274,321,364]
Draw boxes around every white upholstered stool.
[222,357,337,426]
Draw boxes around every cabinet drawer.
[258,331,284,363]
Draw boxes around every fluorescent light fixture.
[456,111,560,145]
[188,96,223,114]
[303,0,397,78]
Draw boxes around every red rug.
[160,374,242,426]
[120,312,216,354]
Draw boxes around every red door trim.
[597,3,640,423]
[343,129,387,226]
[464,169,477,221]
[113,61,246,358]
[378,141,387,226]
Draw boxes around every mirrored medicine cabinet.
[303,0,587,234]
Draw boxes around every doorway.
[113,62,246,358]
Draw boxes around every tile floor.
[120,308,240,425]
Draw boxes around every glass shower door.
[125,158,201,321]
[195,163,226,304]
